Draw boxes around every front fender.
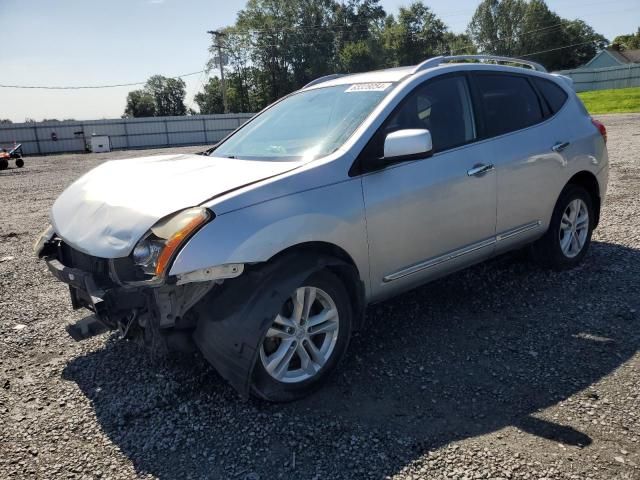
[192,253,355,398]
[169,179,370,295]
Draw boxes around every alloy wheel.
[260,286,340,383]
[559,198,589,258]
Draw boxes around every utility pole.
[207,30,228,113]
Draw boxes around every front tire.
[251,269,352,402]
[532,184,594,270]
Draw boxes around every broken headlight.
[132,207,211,277]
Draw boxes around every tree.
[338,39,383,72]
[194,77,225,114]
[383,2,448,66]
[123,90,156,118]
[467,0,607,70]
[559,20,608,70]
[236,0,299,105]
[145,75,187,116]
[188,0,608,114]
[334,0,386,72]
[467,0,528,56]
[212,26,263,113]
[613,28,640,50]
[442,32,477,55]
[517,0,568,68]
[0,119,12,124]
[122,75,187,117]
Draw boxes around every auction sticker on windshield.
[345,83,392,92]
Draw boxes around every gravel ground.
[1,115,639,480]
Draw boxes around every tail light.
[591,118,607,144]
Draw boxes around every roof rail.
[412,55,547,73]
[411,56,446,74]
[302,74,345,89]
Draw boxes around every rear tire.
[532,184,594,270]
[0,159,8,170]
[251,269,352,402]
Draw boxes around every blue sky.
[1,0,637,122]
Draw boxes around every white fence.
[0,113,255,155]
[554,64,640,92]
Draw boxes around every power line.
[206,0,632,36]
[520,39,604,57]
[447,16,611,56]
[208,30,229,113]
[0,70,204,90]
[3,1,633,91]
[186,59,211,113]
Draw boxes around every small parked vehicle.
[0,143,25,170]
[36,55,608,401]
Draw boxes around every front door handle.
[552,141,570,152]
[467,163,494,177]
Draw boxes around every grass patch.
[578,87,640,114]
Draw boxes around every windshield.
[212,83,394,161]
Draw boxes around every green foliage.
[613,28,640,51]
[383,2,447,66]
[123,75,187,118]
[338,40,383,72]
[467,0,607,71]
[578,87,640,114]
[199,0,454,112]
[123,90,156,118]
[0,119,13,124]
[442,32,477,55]
[194,77,225,114]
[127,0,609,116]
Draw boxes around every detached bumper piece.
[42,237,213,351]
[41,238,151,331]
[45,255,146,330]
[45,257,108,317]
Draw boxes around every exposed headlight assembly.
[132,207,211,277]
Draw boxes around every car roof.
[303,55,551,90]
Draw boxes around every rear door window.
[532,77,569,115]
[473,74,544,138]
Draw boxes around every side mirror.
[383,129,433,161]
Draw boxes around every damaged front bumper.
[38,234,363,399]
[39,235,232,351]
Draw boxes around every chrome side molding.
[383,237,496,282]
[383,221,542,283]
[495,221,542,242]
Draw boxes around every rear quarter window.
[533,77,569,115]
[473,74,544,138]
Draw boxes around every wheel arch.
[566,171,601,228]
[263,241,366,330]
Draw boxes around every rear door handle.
[552,141,570,152]
[467,163,494,177]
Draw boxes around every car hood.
[50,153,303,258]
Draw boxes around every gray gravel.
[1,116,639,479]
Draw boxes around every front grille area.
[55,238,149,284]
[57,240,113,287]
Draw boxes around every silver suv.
[36,55,609,401]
